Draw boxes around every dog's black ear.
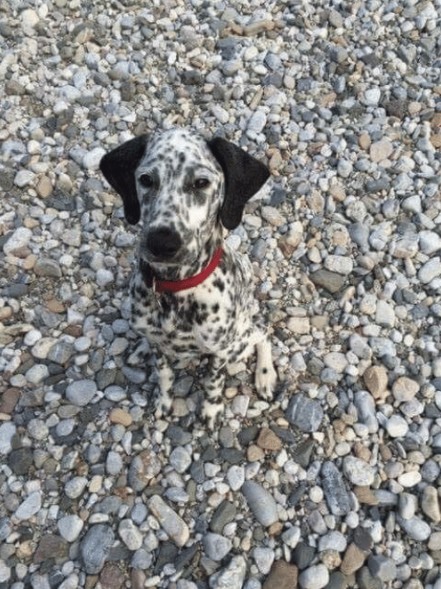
[100,135,149,225]
[208,137,270,230]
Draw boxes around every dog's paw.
[127,339,150,366]
[151,388,173,419]
[201,400,224,430]
[255,364,277,400]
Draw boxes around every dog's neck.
[140,239,223,289]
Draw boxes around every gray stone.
[285,394,324,432]
[0,422,16,455]
[169,447,192,473]
[242,481,278,526]
[148,495,189,547]
[80,524,115,574]
[14,492,42,521]
[418,257,441,284]
[210,500,237,534]
[343,456,375,486]
[203,533,232,561]
[128,450,162,491]
[65,379,97,406]
[321,461,352,516]
[118,519,143,550]
[367,555,397,582]
[57,515,84,542]
[397,516,431,541]
[298,563,330,589]
[309,269,346,293]
[209,555,247,589]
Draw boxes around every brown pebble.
[340,543,366,575]
[46,299,66,313]
[109,408,132,427]
[0,388,21,414]
[99,562,125,589]
[262,560,298,589]
[257,427,282,451]
[363,365,388,399]
[247,444,265,462]
[36,175,53,198]
[353,486,379,506]
[0,307,13,321]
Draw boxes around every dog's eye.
[193,178,210,190]
[139,174,154,188]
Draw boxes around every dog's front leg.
[255,334,277,400]
[201,356,226,429]
[153,354,174,417]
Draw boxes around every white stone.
[14,170,36,187]
[386,415,409,438]
[324,255,353,275]
[58,515,84,542]
[0,422,16,454]
[420,231,441,254]
[343,456,375,486]
[15,491,42,520]
[418,257,441,284]
[3,227,33,255]
[83,147,106,170]
[397,471,421,488]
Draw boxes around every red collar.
[141,248,223,294]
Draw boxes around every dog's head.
[100,128,270,266]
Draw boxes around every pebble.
[148,495,189,547]
[80,524,115,574]
[321,462,352,516]
[119,519,143,550]
[14,491,42,521]
[0,422,16,454]
[343,457,375,486]
[128,450,162,491]
[262,560,298,589]
[386,415,409,438]
[398,516,431,541]
[242,481,279,527]
[392,377,419,402]
[3,227,32,255]
[299,564,329,589]
[203,533,232,561]
[363,366,388,399]
[58,515,84,542]
[209,555,247,589]
[421,486,441,523]
[418,257,441,284]
[65,379,97,406]
[285,394,324,432]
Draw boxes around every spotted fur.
[100,128,277,427]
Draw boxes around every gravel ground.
[1,1,441,588]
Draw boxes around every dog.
[100,128,277,427]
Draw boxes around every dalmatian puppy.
[100,128,277,426]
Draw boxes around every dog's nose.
[145,227,182,260]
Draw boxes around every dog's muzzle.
[144,227,182,261]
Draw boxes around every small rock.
[58,515,84,542]
[128,450,162,492]
[148,495,189,547]
[367,554,397,583]
[0,422,17,454]
[209,555,247,589]
[299,564,329,589]
[263,560,298,589]
[242,481,279,527]
[421,485,441,523]
[392,376,419,402]
[14,491,42,521]
[203,533,232,561]
[397,516,431,541]
[321,461,352,516]
[83,147,106,170]
[370,139,393,162]
[324,255,353,275]
[169,447,192,473]
[257,427,282,451]
[343,456,375,486]
[418,257,441,284]
[3,227,32,255]
[310,269,346,293]
[80,524,115,574]
[386,415,408,438]
[210,500,237,534]
[285,394,324,432]
[363,366,388,399]
[119,519,143,550]
[340,543,366,575]
[66,379,97,406]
